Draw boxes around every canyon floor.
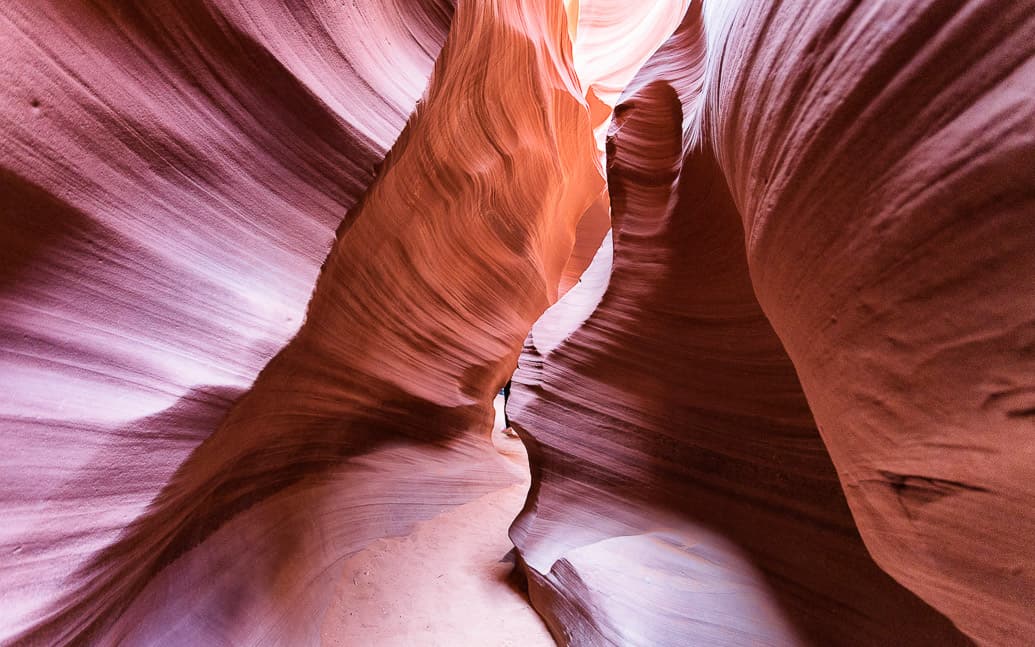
[321,397,554,646]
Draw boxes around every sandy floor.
[320,397,555,646]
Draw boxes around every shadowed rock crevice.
[510,41,971,643]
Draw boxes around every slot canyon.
[1,0,1033,645]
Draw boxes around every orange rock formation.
[1,1,1032,645]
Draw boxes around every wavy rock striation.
[0,0,459,641]
[710,3,1035,643]
[512,1,1034,645]
[1,0,615,643]
[1,0,1032,645]
[0,0,456,642]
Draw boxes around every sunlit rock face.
[1,0,605,644]
[0,0,473,642]
[1,0,450,641]
[1,0,1032,645]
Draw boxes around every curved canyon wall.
[712,4,1034,643]
[0,0,607,642]
[0,0,473,643]
[1,0,1033,645]
[513,1,1034,645]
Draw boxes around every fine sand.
[321,396,554,646]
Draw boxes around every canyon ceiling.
[1,0,1033,645]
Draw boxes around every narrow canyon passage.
[1,0,1032,645]
[321,397,553,646]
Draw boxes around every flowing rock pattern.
[711,3,1035,643]
[1,0,1032,645]
[2,0,609,644]
[0,0,455,641]
[513,1,1034,645]
[0,0,467,643]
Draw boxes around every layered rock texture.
[1,0,1032,646]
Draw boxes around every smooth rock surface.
[1,0,1032,645]
[320,396,552,646]
[512,1,1034,645]
[1,0,456,642]
[3,0,603,643]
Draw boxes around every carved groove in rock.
[514,2,1034,645]
[1,0,1032,645]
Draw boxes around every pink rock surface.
[513,1,1034,645]
[2,0,602,644]
[1,0,1032,645]
[0,0,457,642]
[713,4,1035,643]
